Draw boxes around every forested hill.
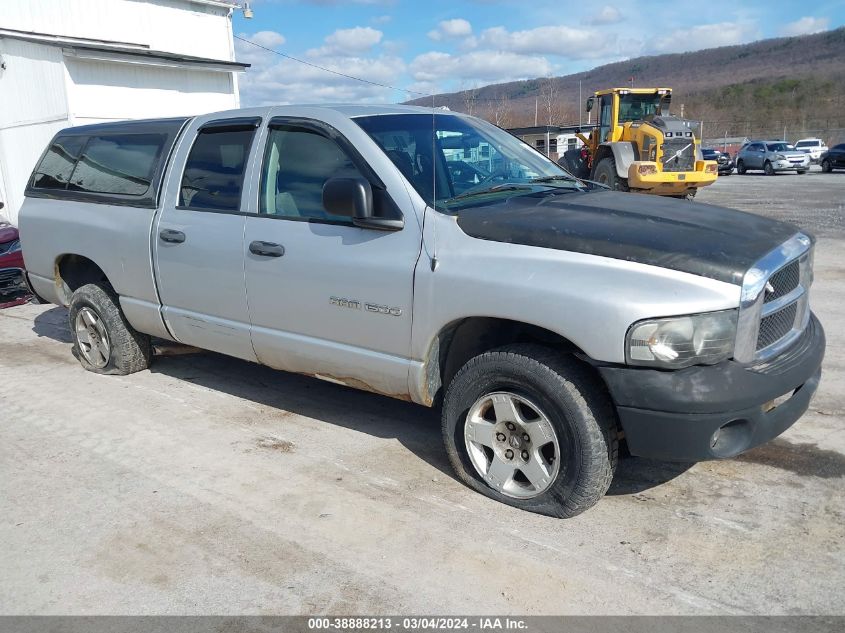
[407,27,845,140]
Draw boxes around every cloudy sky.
[233,0,844,106]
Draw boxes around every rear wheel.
[593,158,629,191]
[442,344,618,518]
[821,159,833,173]
[736,159,747,175]
[797,170,807,175]
[764,161,775,176]
[68,283,151,375]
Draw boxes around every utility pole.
[534,98,538,127]
[579,80,582,128]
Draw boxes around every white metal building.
[507,125,585,162]
[0,0,248,225]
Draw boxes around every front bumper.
[627,161,718,194]
[773,158,810,171]
[596,313,825,461]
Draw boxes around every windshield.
[354,113,585,211]
[767,142,796,152]
[796,141,818,148]
[618,93,667,122]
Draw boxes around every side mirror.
[585,97,594,113]
[322,177,403,231]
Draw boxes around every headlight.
[626,310,737,369]
[776,154,786,160]
[9,239,21,253]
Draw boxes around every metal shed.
[0,0,249,225]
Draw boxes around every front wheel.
[821,159,832,173]
[592,158,629,191]
[736,159,747,175]
[69,283,151,375]
[764,161,775,176]
[442,344,618,518]
[797,170,807,175]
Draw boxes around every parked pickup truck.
[19,105,825,517]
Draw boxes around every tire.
[592,158,629,191]
[764,161,775,176]
[736,159,746,175]
[797,170,806,175]
[68,283,151,375]
[821,159,832,173]
[442,344,618,518]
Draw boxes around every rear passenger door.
[241,117,421,397]
[745,143,762,169]
[153,117,261,361]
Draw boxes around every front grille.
[662,139,695,172]
[765,260,800,303]
[735,234,813,363]
[757,303,797,350]
[0,267,25,292]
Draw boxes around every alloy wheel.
[75,307,111,369]
[464,391,561,499]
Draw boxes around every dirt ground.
[1,169,843,615]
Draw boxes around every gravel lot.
[1,169,843,615]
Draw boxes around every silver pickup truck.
[19,105,825,517]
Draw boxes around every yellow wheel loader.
[562,88,718,198]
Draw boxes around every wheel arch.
[593,142,636,179]
[418,316,598,407]
[54,254,111,306]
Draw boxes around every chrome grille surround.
[735,233,813,363]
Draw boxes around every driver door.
[242,118,422,397]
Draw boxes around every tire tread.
[69,284,151,375]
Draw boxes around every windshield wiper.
[448,184,533,203]
[530,174,580,184]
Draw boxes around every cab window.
[179,122,258,212]
[260,125,363,222]
[599,96,613,141]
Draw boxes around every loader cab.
[585,93,614,143]
[587,89,673,141]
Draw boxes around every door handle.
[159,229,186,244]
[249,240,285,257]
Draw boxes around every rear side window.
[26,117,187,208]
[69,134,165,196]
[179,123,258,212]
[31,137,87,190]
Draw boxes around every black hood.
[455,190,803,285]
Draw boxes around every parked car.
[19,106,825,518]
[736,141,810,175]
[0,206,30,308]
[701,148,733,175]
[795,138,828,164]
[820,143,845,173]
